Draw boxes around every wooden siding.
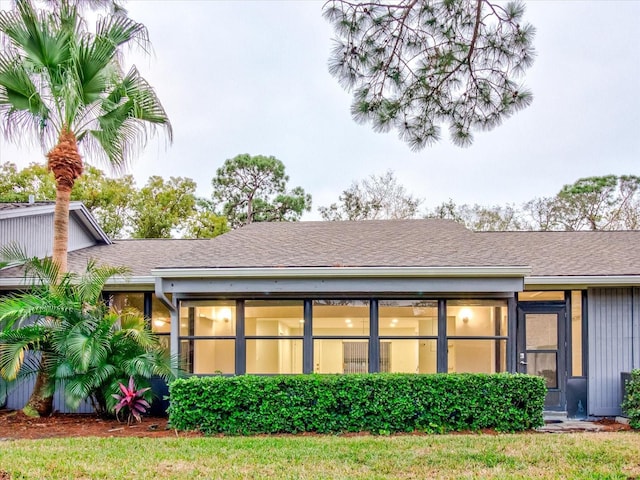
[0,212,96,257]
[588,288,639,416]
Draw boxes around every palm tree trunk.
[23,128,84,417]
[47,127,83,273]
[52,187,71,273]
[22,353,54,417]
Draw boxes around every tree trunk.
[23,128,84,417]
[52,188,71,272]
[47,127,83,273]
[22,353,54,417]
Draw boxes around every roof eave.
[525,275,640,289]
[151,266,532,279]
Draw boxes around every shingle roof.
[2,219,640,279]
[479,230,640,276]
[57,219,523,277]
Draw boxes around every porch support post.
[303,300,313,373]
[235,300,246,375]
[369,300,379,373]
[437,299,447,373]
[507,296,517,373]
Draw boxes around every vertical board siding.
[68,215,97,251]
[6,377,94,414]
[0,215,54,258]
[1,213,96,257]
[588,288,636,416]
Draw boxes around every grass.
[0,432,638,479]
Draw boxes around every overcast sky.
[0,0,638,220]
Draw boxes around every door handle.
[519,361,528,365]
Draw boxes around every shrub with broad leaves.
[113,376,151,425]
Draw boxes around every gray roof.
[480,230,640,277]
[2,219,640,279]
[64,219,525,276]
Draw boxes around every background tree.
[0,162,136,238]
[428,200,523,231]
[212,154,311,229]
[522,175,640,231]
[181,198,230,239]
[0,0,172,272]
[319,170,422,220]
[129,176,197,239]
[323,0,535,149]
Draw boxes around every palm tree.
[0,0,172,272]
[0,248,176,416]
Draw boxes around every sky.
[0,0,638,220]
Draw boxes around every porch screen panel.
[312,300,369,373]
[446,300,508,374]
[379,300,438,373]
[179,300,236,375]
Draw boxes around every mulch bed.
[0,409,631,440]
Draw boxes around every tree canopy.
[319,170,422,220]
[0,162,229,239]
[212,154,312,229]
[323,0,535,149]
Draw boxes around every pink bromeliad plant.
[112,377,151,425]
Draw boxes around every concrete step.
[543,411,568,423]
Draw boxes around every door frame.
[516,302,567,411]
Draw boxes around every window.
[179,300,236,374]
[571,291,584,376]
[518,291,565,301]
[245,300,303,374]
[312,300,369,373]
[378,300,438,373]
[446,300,508,374]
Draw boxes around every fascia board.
[151,266,531,279]
[72,203,112,245]
[0,275,154,290]
[525,275,640,288]
[0,204,55,219]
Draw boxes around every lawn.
[0,432,638,479]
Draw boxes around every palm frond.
[89,65,172,169]
[0,325,49,380]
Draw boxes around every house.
[1,202,639,418]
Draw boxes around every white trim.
[151,266,531,279]
[525,275,640,288]
[0,275,154,289]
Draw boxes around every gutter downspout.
[155,277,179,360]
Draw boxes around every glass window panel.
[518,291,565,301]
[151,294,171,334]
[314,339,368,373]
[571,291,583,376]
[526,313,557,350]
[246,339,303,374]
[245,300,304,336]
[380,339,437,373]
[446,300,508,336]
[447,339,507,374]
[110,293,144,314]
[527,352,557,388]
[179,301,236,337]
[312,300,369,336]
[379,300,437,336]
[182,339,235,374]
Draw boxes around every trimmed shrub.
[169,373,545,435]
[622,369,640,429]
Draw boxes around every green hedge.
[622,369,640,429]
[168,373,546,435]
